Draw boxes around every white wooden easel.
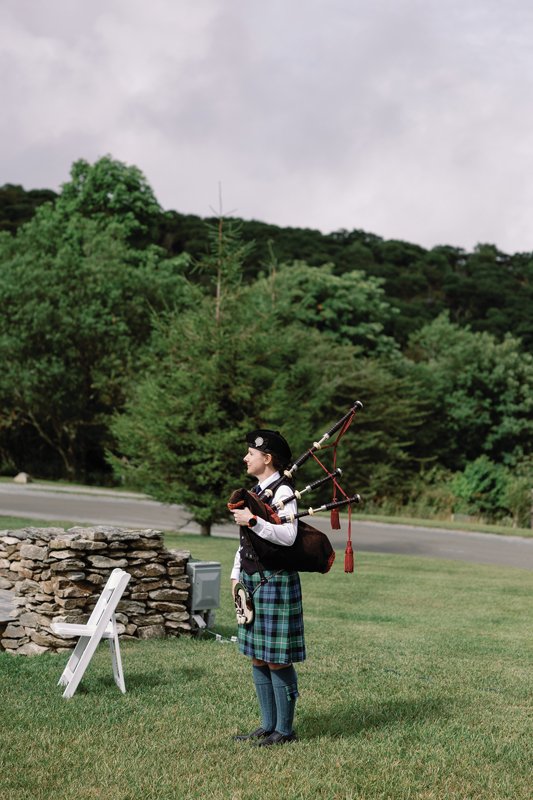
[51,568,131,699]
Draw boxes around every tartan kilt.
[237,569,306,664]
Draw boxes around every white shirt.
[230,472,298,581]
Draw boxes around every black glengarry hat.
[246,429,292,465]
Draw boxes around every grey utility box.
[186,560,221,613]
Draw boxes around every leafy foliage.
[405,313,533,470]
[451,456,510,520]
[1,158,532,529]
[110,221,367,530]
[254,261,399,355]
[0,159,194,479]
[0,183,57,234]
[4,187,532,349]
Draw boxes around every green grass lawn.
[0,516,88,529]
[1,534,532,800]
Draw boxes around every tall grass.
[1,534,532,799]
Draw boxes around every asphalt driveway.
[1,481,532,570]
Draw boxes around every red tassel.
[331,507,341,529]
[344,541,354,573]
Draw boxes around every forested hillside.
[0,159,531,530]
[158,212,533,349]
[2,183,532,349]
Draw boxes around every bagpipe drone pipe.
[228,401,363,574]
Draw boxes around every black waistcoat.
[239,478,292,575]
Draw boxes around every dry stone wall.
[0,526,193,655]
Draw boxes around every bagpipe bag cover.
[228,488,336,574]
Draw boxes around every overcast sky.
[2,0,533,254]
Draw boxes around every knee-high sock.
[252,665,276,732]
[270,665,299,736]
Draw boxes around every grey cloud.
[2,0,533,253]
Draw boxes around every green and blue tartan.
[238,569,306,664]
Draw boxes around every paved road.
[1,481,533,571]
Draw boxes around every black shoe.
[233,727,272,741]
[253,731,298,747]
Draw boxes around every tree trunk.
[200,522,211,536]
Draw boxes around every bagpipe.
[228,401,363,578]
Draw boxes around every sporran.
[234,581,254,625]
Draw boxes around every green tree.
[444,244,533,348]
[110,221,287,532]
[315,355,428,508]
[59,155,161,246]
[109,222,369,533]
[451,456,509,521]
[0,158,194,480]
[405,313,533,470]
[255,261,399,355]
[503,457,533,528]
[0,183,57,234]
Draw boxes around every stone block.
[49,560,85,572]
[15,579,41,594]
[47,550,78,560]
[0,536,20,546]
[130,537,164,550]
[168,549,191,561]
[37,603,59,614]
[69,540,108,551]
[17,568,37,580]
[30,630,71,648]
[138,578,166,590]
[128,550,160,560]
[170,579,189,590]
[19,610,53,628]
[2,622,25,638]
[117,600,145,615]
[56,597,88,609]
[15,642,49,656]
[137,624,166,640]
[49,537,76,550]
[148,601,187,613]
[130,564,166,578]
[2,636,29,649]
[148,588,183,602]
[88,556,128,569]
[151,589,188,603]
[13,472,32,484]
[87,573,105,585]
[130,614,165,626]
[19,544,47,561]
[164,611,190,622]
[67,527,107,540]
[55,584,94,599]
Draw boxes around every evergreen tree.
[109,221,362,533]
